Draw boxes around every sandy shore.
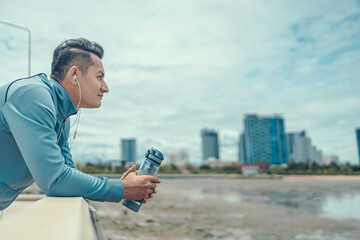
[90,177,360,240]
[4,175,360,239]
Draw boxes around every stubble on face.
[80,54,107,108]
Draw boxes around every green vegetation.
[158,164,182,174]
[158,164,241,174]
[195,164,242,174]
[78,161,360,175]
[80,162,117,174]
[266,162,360,175]
[78,162,242,174]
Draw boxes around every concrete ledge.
[15,194,45,201]
[0,197,97,240]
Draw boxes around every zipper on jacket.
[57,112,77,142]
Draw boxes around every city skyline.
[1,1,359,164]
[115,115,339,166]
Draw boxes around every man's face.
[78,53,109,108]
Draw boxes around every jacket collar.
[46,75,77,119]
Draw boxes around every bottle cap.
[145,148,164,165]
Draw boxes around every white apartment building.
[287,131,323,164]
[165,151,190,168]
[322,154,340,165]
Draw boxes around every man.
[0,38,160,211]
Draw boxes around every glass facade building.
[238,132,246,163]
[356,128,360,163]
[201,128,219,161]
[121,138,136,163]
[241,114,288,165]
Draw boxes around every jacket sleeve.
[2,85,124,202]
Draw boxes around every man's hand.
[121,165,161,201]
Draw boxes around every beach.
[89,175,360,240]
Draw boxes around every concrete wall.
[0,197,99,240]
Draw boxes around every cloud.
[1,0,359,164]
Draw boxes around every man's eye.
[97,76,102,79]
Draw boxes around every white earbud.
[72,74,81,110]
[71,73,82,141]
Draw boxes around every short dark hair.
[51,38,104,81]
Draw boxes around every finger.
[148,188,157,194]
[127,172,137,178]
[147,176,161,183]
[143,193,149,199]
[121,165,136,180]
[146,193,153,199]
[126,165,136,175]
[143,199,147,204]
[147,183,157,189]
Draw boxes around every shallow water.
[175,177,360,221]
[321,194,360,220]
[92,176,360,240]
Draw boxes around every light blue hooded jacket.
[0,73,124,210]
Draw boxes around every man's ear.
[68,66,79,85]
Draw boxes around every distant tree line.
[78,162,242,175]
[191,164,242,174]
[79,162,115,174]
[266,162,360,175]
[78,161,360,175]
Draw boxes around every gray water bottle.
[122,148,164,212]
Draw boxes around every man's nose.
[101,81,109,93]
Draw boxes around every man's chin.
[82,103,101,109]
[92,104,101,108]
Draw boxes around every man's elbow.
[37,174,65,197]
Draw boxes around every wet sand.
[90,176,360,240]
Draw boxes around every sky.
[0,0,360,165]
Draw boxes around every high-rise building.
[356,128,360,163]
[287,131,323,164]
[166,151,190,168]
[322,154,339,165]
[238,132,246,163]
[241,114,288,165]
[286,130,323,164]
[201,128,219,161]
[121,138,136,163]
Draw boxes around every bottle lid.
[145,148,164,165]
